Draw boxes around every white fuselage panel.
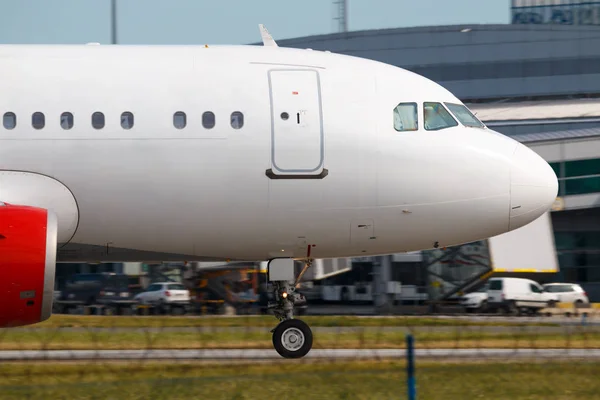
[0,45,557,262]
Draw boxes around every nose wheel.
[266,258,314,358]
[272,319,313,359]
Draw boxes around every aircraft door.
[267,69,326,179]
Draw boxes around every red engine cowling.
[0,202,57,327]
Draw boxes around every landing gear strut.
[267,258,312,358]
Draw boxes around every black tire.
[340,288,350,303]
[505,301,518,315]
[575,299,584,308]
[478,300,488,314]
[158,299,167,315]
[548,300,557,308]
[272,319,313,359]
[172,305,185,316]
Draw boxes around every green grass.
[33,314,557,329]
[0,360,599,399]
[1,328,598,350]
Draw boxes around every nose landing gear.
[267,258,313,359]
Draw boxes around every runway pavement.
[2,348,600,361]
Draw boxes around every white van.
[487,277,559,314]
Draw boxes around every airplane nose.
[509,144,558,231]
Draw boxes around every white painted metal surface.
[269,69,323,173]
[0,42,558,262]
[0,172,79,244]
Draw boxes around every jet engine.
[0,203,57,327]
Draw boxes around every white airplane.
[0,25,557,358]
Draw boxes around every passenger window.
[230,111,244,129]
[61,112,74,130]
[423,102,458,131]
[121,112,134,129]
[202,111,215,129]
[393,103,418,131]
[92,112,105,129]
[32,112,45,130]
[173,111,186,129]
[3,112,16,129]
[445,103,485,128]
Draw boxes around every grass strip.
[34,314,558,329]
[0,360,599,399]
[0,329,598,350]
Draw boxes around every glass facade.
[550,157,600,196]
[554,231,600,283]
[551,208,600,301]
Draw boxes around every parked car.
[460,284,489,312]
[542,283,589,305]
[59,273,131,305]
[487,277,559,315]
[134,282,191,311]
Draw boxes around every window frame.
[202,111,216,129]
[444,102,485,128]
[489,279,502,290]
[564,158,600,178]
[32,112,45,130]
[423,102,459,131]
[168,284,186,290]
[60,112,74,130]
[120,111,134,130]
[146,284,160,292]
[530,283,542,293]
[91,112,105,130]
[393,102,418,132]
[564,176,600,196]
[173,111,186,129]
[3,112,16,130]
[230,111,244,130]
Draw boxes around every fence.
[0,312,599,400]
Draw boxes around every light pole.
[110,0,117,44]
[333,0,348,33]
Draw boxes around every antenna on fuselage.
[258,24,278,47]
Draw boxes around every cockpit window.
[423,102,458,131]
[393,103,418,132]
[445,103,485,128]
